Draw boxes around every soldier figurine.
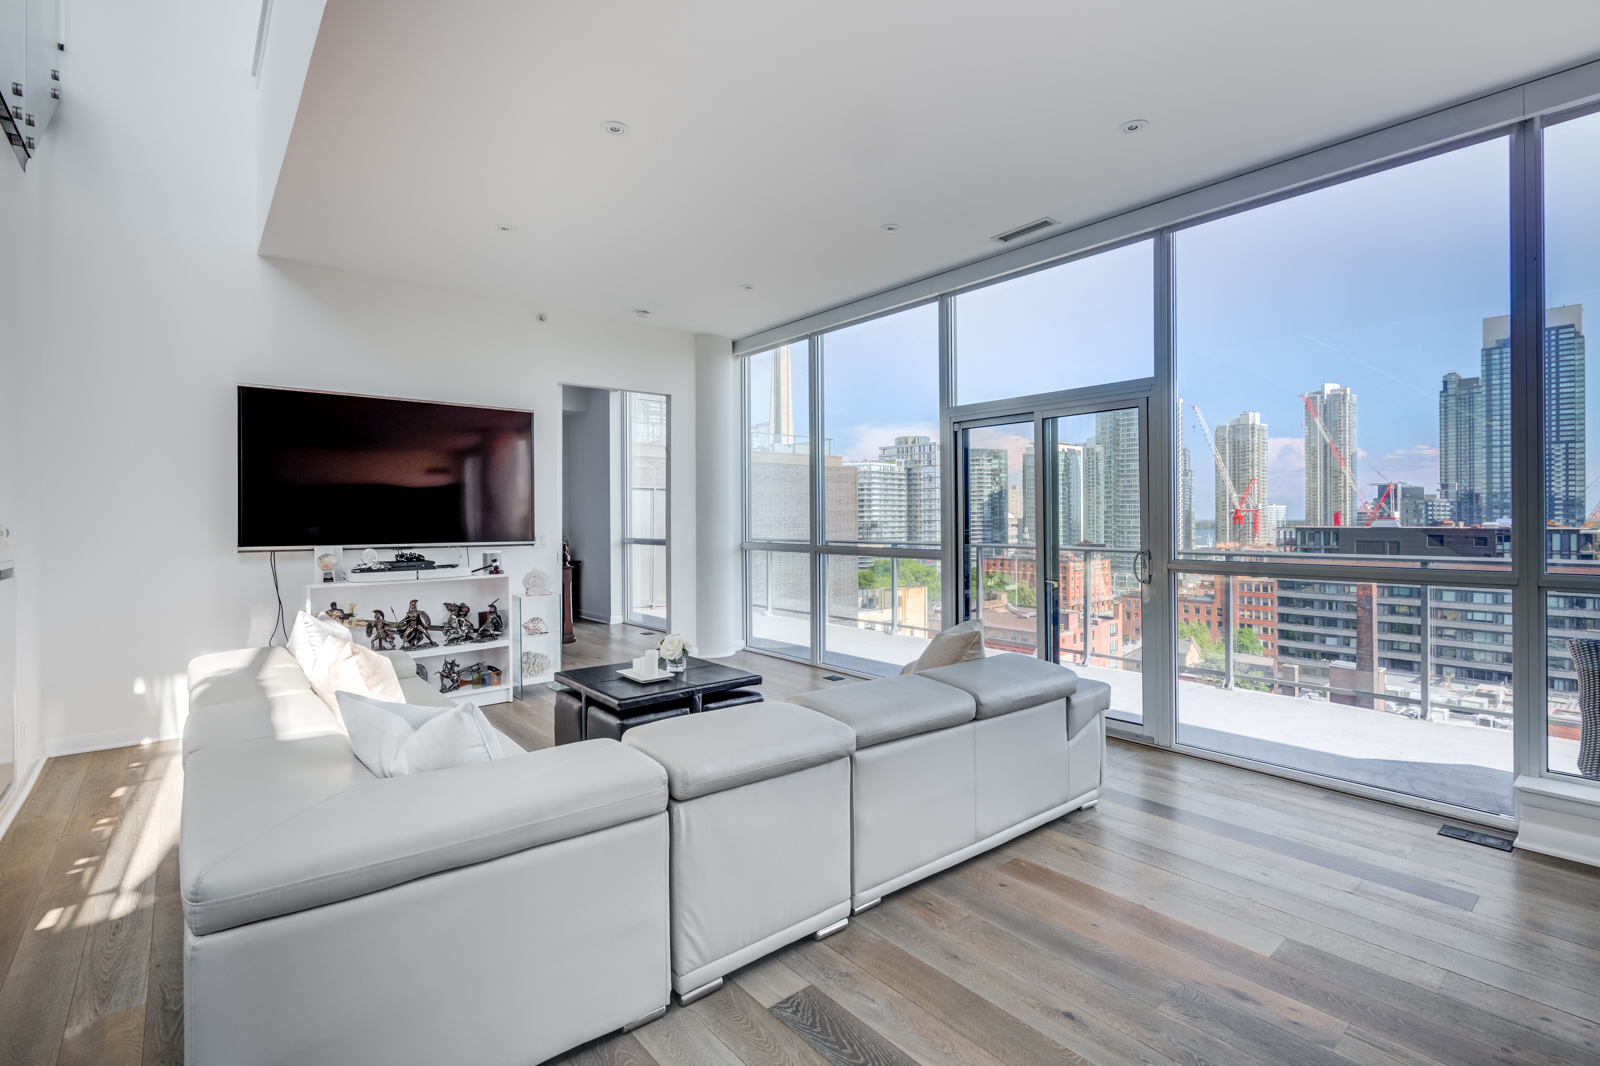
[398,599,436,649]
[438,659,461,693]
[476,598,505,642]
[325,602,355,627]
[366,608,398,651]
[442,602,475,645]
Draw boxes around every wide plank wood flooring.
[2,620,1599,1065]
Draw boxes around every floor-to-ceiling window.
[622,392,668,629]
[1173,136,1515,816]
[1544,106,1600,783]
[744,307,944,674]
[738,82,1600,825]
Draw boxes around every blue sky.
[758,113,1600,526]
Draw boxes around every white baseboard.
[1515,774,1600,869]
[45,725,180,758]
[0,754,46,847]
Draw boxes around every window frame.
[737,62,1600,814]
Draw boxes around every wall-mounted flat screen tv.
[238,386,534,550]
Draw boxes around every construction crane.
[1301,393,1375,526]
[1190,404,1263,545]
[1368,482,1396,524]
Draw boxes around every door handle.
[1134,550,1152,585]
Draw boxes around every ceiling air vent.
[991,217,1058,243]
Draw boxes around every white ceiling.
[260,0,1600,340]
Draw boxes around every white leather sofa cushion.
[920,655,1079,719]
[181,737,667,935]
[182,691,343,762]
[1069,679,1112,737]
[188,647,314,711]
[624,704,854,800]
[786,675,975,748]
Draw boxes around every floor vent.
[823,675,846,682]
[991,217,1058,243]
[1439,825,1514,851]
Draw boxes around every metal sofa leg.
[852,897,882,915]
[676,977,724,1006]
[812,917,849,941]
[622,1005,667,1032]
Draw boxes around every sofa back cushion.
[920,654,1078,719]
[788,674,975,748]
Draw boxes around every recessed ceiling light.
[1119,119,1149,134]
[739,283,755,290]
[634,309,651,319]
[603,120,630,135]
[880,223,902,232]
[494,223,516,232]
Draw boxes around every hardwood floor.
[3,620,1600,1065]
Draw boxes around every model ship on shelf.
[348,551,460,575]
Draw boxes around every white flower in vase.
[657,634,693,672]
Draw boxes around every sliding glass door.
[956,397,1150,726]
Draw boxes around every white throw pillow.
[899,618,987,674]
[307,637,405,714]
[287,610,354,678]
[336,691,505,778]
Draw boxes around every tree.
[859,558,942,598]
[1179,620,1218,659]
[1234,626,1263,656]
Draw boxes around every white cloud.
[836,422,939,464]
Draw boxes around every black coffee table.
[554,657,762,741]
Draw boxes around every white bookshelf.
[307,567,518,707]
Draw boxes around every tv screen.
[238,386,534,549]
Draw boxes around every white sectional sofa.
[181,647,672,1066]
[787,654,1110,911]
[180,644,1107,1065]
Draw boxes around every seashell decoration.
[522,617,549,636]
[522,569,553,596]
[522,651,551,677]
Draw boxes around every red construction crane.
[1368,482,1396,524]
[1301,393,1375,526]
[1191,404,1263,545]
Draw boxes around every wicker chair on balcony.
[1566,638,1600,778]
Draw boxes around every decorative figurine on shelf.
[522,616,548,636]
[398,599,437,649]
[366,609,398,651]
[522,568,552,597]
[441,602,475,645]
[523,651,551,677]
[476,599,505,642]
[325,602,356,627]
[438,659,461,693]
[415,662,428,682]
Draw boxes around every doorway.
[561,386,671,632]
[955,393,1151,727]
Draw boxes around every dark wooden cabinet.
[562,563,576,643]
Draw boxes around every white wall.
[694,335,742,657]
[0,120,46,832]
[17,0,699,753]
